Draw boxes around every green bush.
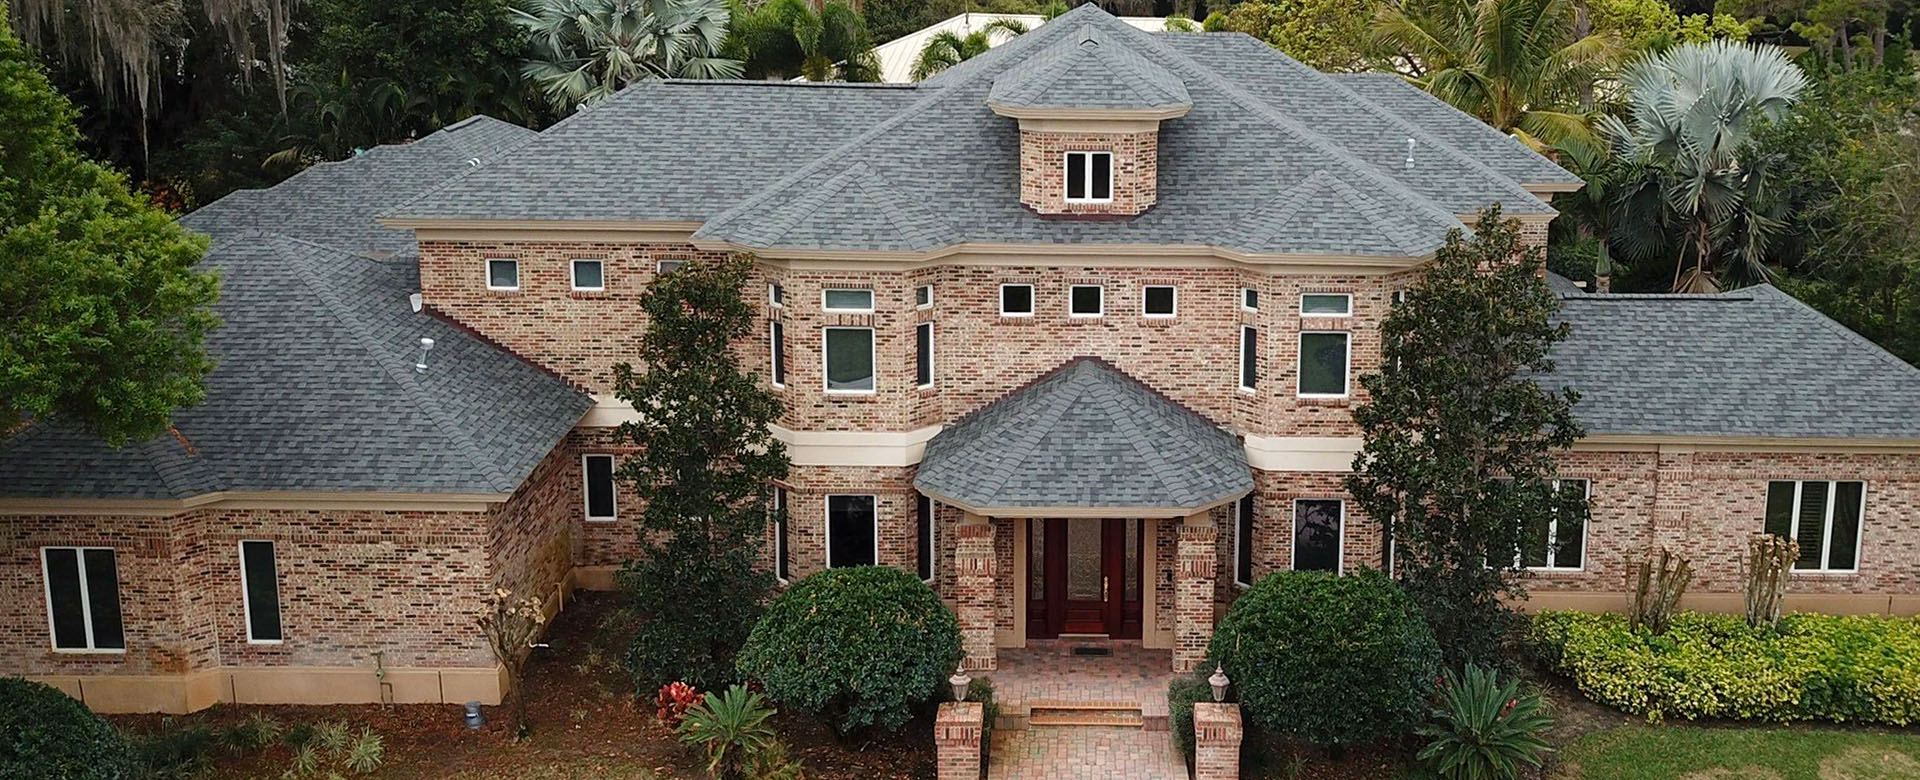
[1531,610,1920,724]
[1166,673,1212,762]
[0,678,141,780]
[736,566,962,735]
[1416,665,1552,780]
[1208,570,1441,746]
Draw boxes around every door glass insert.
[1066,517,1103,600]
[1029,520,1044,600]
[1124,518,1140,600]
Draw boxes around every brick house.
[5,5,1919,712]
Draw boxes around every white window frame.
[822,288,876,314]
[916,322,935,390]
[1775,480,1866,573]
[238,540,284,645]
[656,259,685,274]
[485,258,519,291]
[1142,285,1178,318]
[1069,284,1105,318]
[822,326,877,395]
[581,453,618,522]
[916,284,934,310]
[1290,499,1346,574]
[1233,495,1254,588]
[40,546,124,654]
[1000,283,1035,318]
[769,283,785,308]
[824,493,880,569]
[1300,292,1353,317]
[1238,325,1258,393]
[917,494,937,584]
[1242,288,1259,311]
[1522,479,1591,572]
[1296,330,1351,399]
[1063,150,1114,204]
[569,258,605,292]
[773,487,790,584]
[769,321,786,389]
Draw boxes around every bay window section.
[827,494,878,568]
[1292,499,1344,573]
[1297,332,1350,397]
[823,327,875,394]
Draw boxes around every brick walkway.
[987,726,1188,780]
[990,640,1175,724]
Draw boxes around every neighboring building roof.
[915,357,1253,513]
[0,117,594,501]
[1549,282,1920,440]
[872,12,1168,84]
[390,5,1569,259]
[987,24,1192,113]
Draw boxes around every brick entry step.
[1026,700,1149,729]
[987,726,1189,780]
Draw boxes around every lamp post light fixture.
[950,666,972,702]
[1209,665,1230,702]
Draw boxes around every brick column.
[1193,703,1243,780]
[956,513,997,672]
[1174,511,1217,673]
[936,701,985,780]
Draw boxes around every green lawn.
[1558,725,1920,780]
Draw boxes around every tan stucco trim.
[774,424,944,467]
[1525,181,1585,195]
[1243,435,1362,472]
[33,664,507,714]
[0,491,508,517]
[987,102,1192,124]
[927,490,1244,520]
[1521,590,1920,617]
[570,564,622,591]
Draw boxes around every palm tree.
[734,0,879,82]
[1370,0,1623,157]
[514,0,742,112]
[910,17,1029,80]
[1601,40,1808,292]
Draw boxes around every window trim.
[569,258,605,292]
[1142,285,1178,318]
[769,283,785,308]
[1290,498,1346,574]
[1241,288,1259,312]
[917,494,936,583]
[1771,480,1866,573]
[1233,494,1255,588]
[916,284,934,310]
[1296,330,1352,399]
[824,493,880,569]
[769,321,786,389]
[238,540,284,645]
[1522,478,1591,572]
[773,487,790,584]
[1063,150,1114,204]
[821,288,876,314]
[1238,325,1258,393]
[916,322,935,389]
[656,259,685,274]
[581,453,618,522]
[1069,284,1105,318]
[822,326,877,395]
[485,258,519,291]
[1300,292,1353,317]
[40,546,124,654]
[1000,283,1035,318]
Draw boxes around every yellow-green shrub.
[1530,611,1920,725]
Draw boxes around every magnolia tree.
[477,588,547,738]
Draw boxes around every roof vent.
[468,157,482,167]
[1404,138,1417,171]
[414,337,435,373]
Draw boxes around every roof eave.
[987,101,1191,122]
[918,487,1247,519]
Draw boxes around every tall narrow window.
[1765,480,1865,571]
[1521,479,1589,570]
[486,259,519,291]
[1239,326,1258,391]
[823,327,875,393]
[770,321,786,388]
[774,487,789,583]
[1292,499,1343,573]
[916,323,934,389]
[826,495,878,568]
[239,540,283,642]
[1000,284,1034,317]
[1298,332,1350,397]
[41,547,123,652]
[583,454,617,521]
[1234,494,1256,587]
[1064,151,1113,202]
[917,494,935,582]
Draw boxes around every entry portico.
[915,357,1254,672]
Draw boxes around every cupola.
[987,25,1191,217]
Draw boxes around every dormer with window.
[986,25,1191,217]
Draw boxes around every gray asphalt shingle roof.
[1549,282,1920,439]
[915,357,1253,510]
[987,23,1193,112]
[0,117,594,500]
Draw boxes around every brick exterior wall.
[1017,130,1159,216]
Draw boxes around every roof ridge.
[965,365,1089,500]
[382,112,556,221]
[1087,378,1192,502]
[1752,284,1920,380]
[845,163,959,248]
[135,434,223,498]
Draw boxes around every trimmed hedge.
[736,566,962,735]
[0,678,141,780]
[1166,673,1212,763]
[1531,611,1920,724]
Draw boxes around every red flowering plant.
[656,682,700,728]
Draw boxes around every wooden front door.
[1027,518,1143,639]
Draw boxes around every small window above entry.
[486,259,519,291]
[1064,151,1113,203]
[656,259,685,274]
[1001,284,1035,317]
[823,288,875,313]
[1143,285,1177,318]
[1301,293,1352,316]
[1070,284,1104,317]
[571,259,604,291]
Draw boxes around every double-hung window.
[1298,332,1350,397]
[1766,480,1865,571]
[1239,326,1258,391]
[1521,479,1589,570]
[916,323,934,389]
[1064,151,1113,203]
[1233,494,1256,587]
[42,547,124,652]
[823,327,875,394]
[826,494,878,568]
[583,453,617,521]
[917,494,936,582]
[1292,499,1343,573]
[239,540,283,643]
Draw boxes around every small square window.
[1065,151,1113,203]
[571,259,604,291]
[916,284,934,309]
[823,288,875,313]
[656,260,685,274]
[1242,288,1259,311]
[1070,285,1103,317]
[770,283,785,307]
[1001,284,1034,317]
[1143,285,1177,317]
[1301,293,1353,316]
[486,259,518,291]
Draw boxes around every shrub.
[1531,610,1920,724]
[1166,673,1212,762]
[677,685,777,780]
[1415,665,1552,780]
[1207,570,1441,746]
[736,566,962,735]
[0,678,141,779]
[130,719,218,779]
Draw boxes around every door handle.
[1103,576,1109,600]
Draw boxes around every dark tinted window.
[1240,327,1258,389]
[1089,152,1112,199]
[771,322,786,386]
[774,488,789,581]
[828,495,877,568]
[1066,152,1087,200]
[1071,285,1102,315]
[1293,500,1342,573]
[1298,332,1349,396]
[43,548,122,650]
[241,541,283,642]
[1001,285,1034,315]
[1235,495,1255,586]
[1143,286,1175,315]
[917,495,934,581]
[584,454,617,519]
[916,323,933,387]
[44,548,86,649]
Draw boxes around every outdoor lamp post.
[1209,665,1230,702]
[950,666,972,702]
